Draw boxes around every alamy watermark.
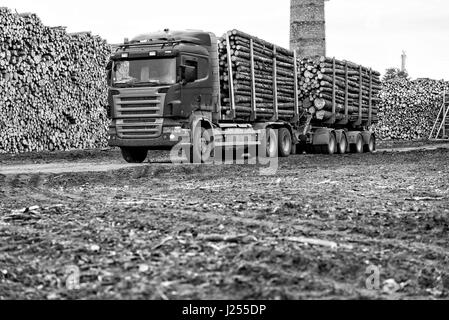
[65,265,81,291]
[365,265,402,294]
[365,265,381,291]
[169,128,280,176]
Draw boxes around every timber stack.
[297,57,381,124]
[0,7,111,154]
[373,78,449,140]
[219,30,380,128]
[219,30,298,120]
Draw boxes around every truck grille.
[116,118,163,139]
[114,95,164,118]
[113,91,165,139]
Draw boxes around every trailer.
[106,29,379,163]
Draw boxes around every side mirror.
[106,61,113,86]
[180,65,197,84]
[106,70,112,86]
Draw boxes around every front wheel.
[121,147,148,163]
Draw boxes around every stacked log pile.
[0,7,111,153]
[219,30,381,127]
[219,30,298,120]
[373,78,449,140]
[297,57,381,124]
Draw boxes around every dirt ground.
[0,143,448,300]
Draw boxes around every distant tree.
[383,68,410,82]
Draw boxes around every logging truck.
[106,29,378,163]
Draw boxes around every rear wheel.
[278,128,292,157]
[121,147,148,163]
[364,135,376,153]
[321,133,337,155]
[260,128,278,158]
[350,134,364,154]
[190,126,213,164]
[338,133,348,154]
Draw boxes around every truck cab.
[107,30,221,163]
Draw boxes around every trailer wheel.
[364,135,376,153]
[321,133,337,155]
[338,133,348,154]
[278,128,292,157]
[350,134,364,154]
[121,147,148,163]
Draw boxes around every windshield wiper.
[132,80,164,87]
[114,79,174,88]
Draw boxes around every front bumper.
[108,124,191,150]
[108,135,178,150]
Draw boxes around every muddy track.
[1,143,448,176]
[0,145,448,300]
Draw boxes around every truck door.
[180,55,213,116]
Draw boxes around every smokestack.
[290,0,327,59]
[401,51,407,72]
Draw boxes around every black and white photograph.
[0,0,448,305]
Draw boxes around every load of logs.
[219,30,298,120]
[0,7,111,154]
[297,57,381,125]
[219,30,381,127]
[373,78,449,140]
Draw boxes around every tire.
[338,133,348,154]
[190,126,213,164]
[321,133,337,155]
[350,134,364,154]
[121,147,148,163]
[278,128,292,158]
[259,128,278,158]
[364,135,376,153]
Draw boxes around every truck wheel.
[350,134,364,154]
[338,133,348,154]
[121,147,148,163]
[278,128,292,157]
[364,135,376,153]
[321,133,337,155]
[190,126,213,164]
[259,128,278,158]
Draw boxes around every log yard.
[0,0,448,303]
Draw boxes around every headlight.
[163,126,182,134]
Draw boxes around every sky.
[2,0,449,79]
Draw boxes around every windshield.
[113,58,176,87]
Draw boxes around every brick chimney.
[290,0,327,59]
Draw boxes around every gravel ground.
[0,144,448,300]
